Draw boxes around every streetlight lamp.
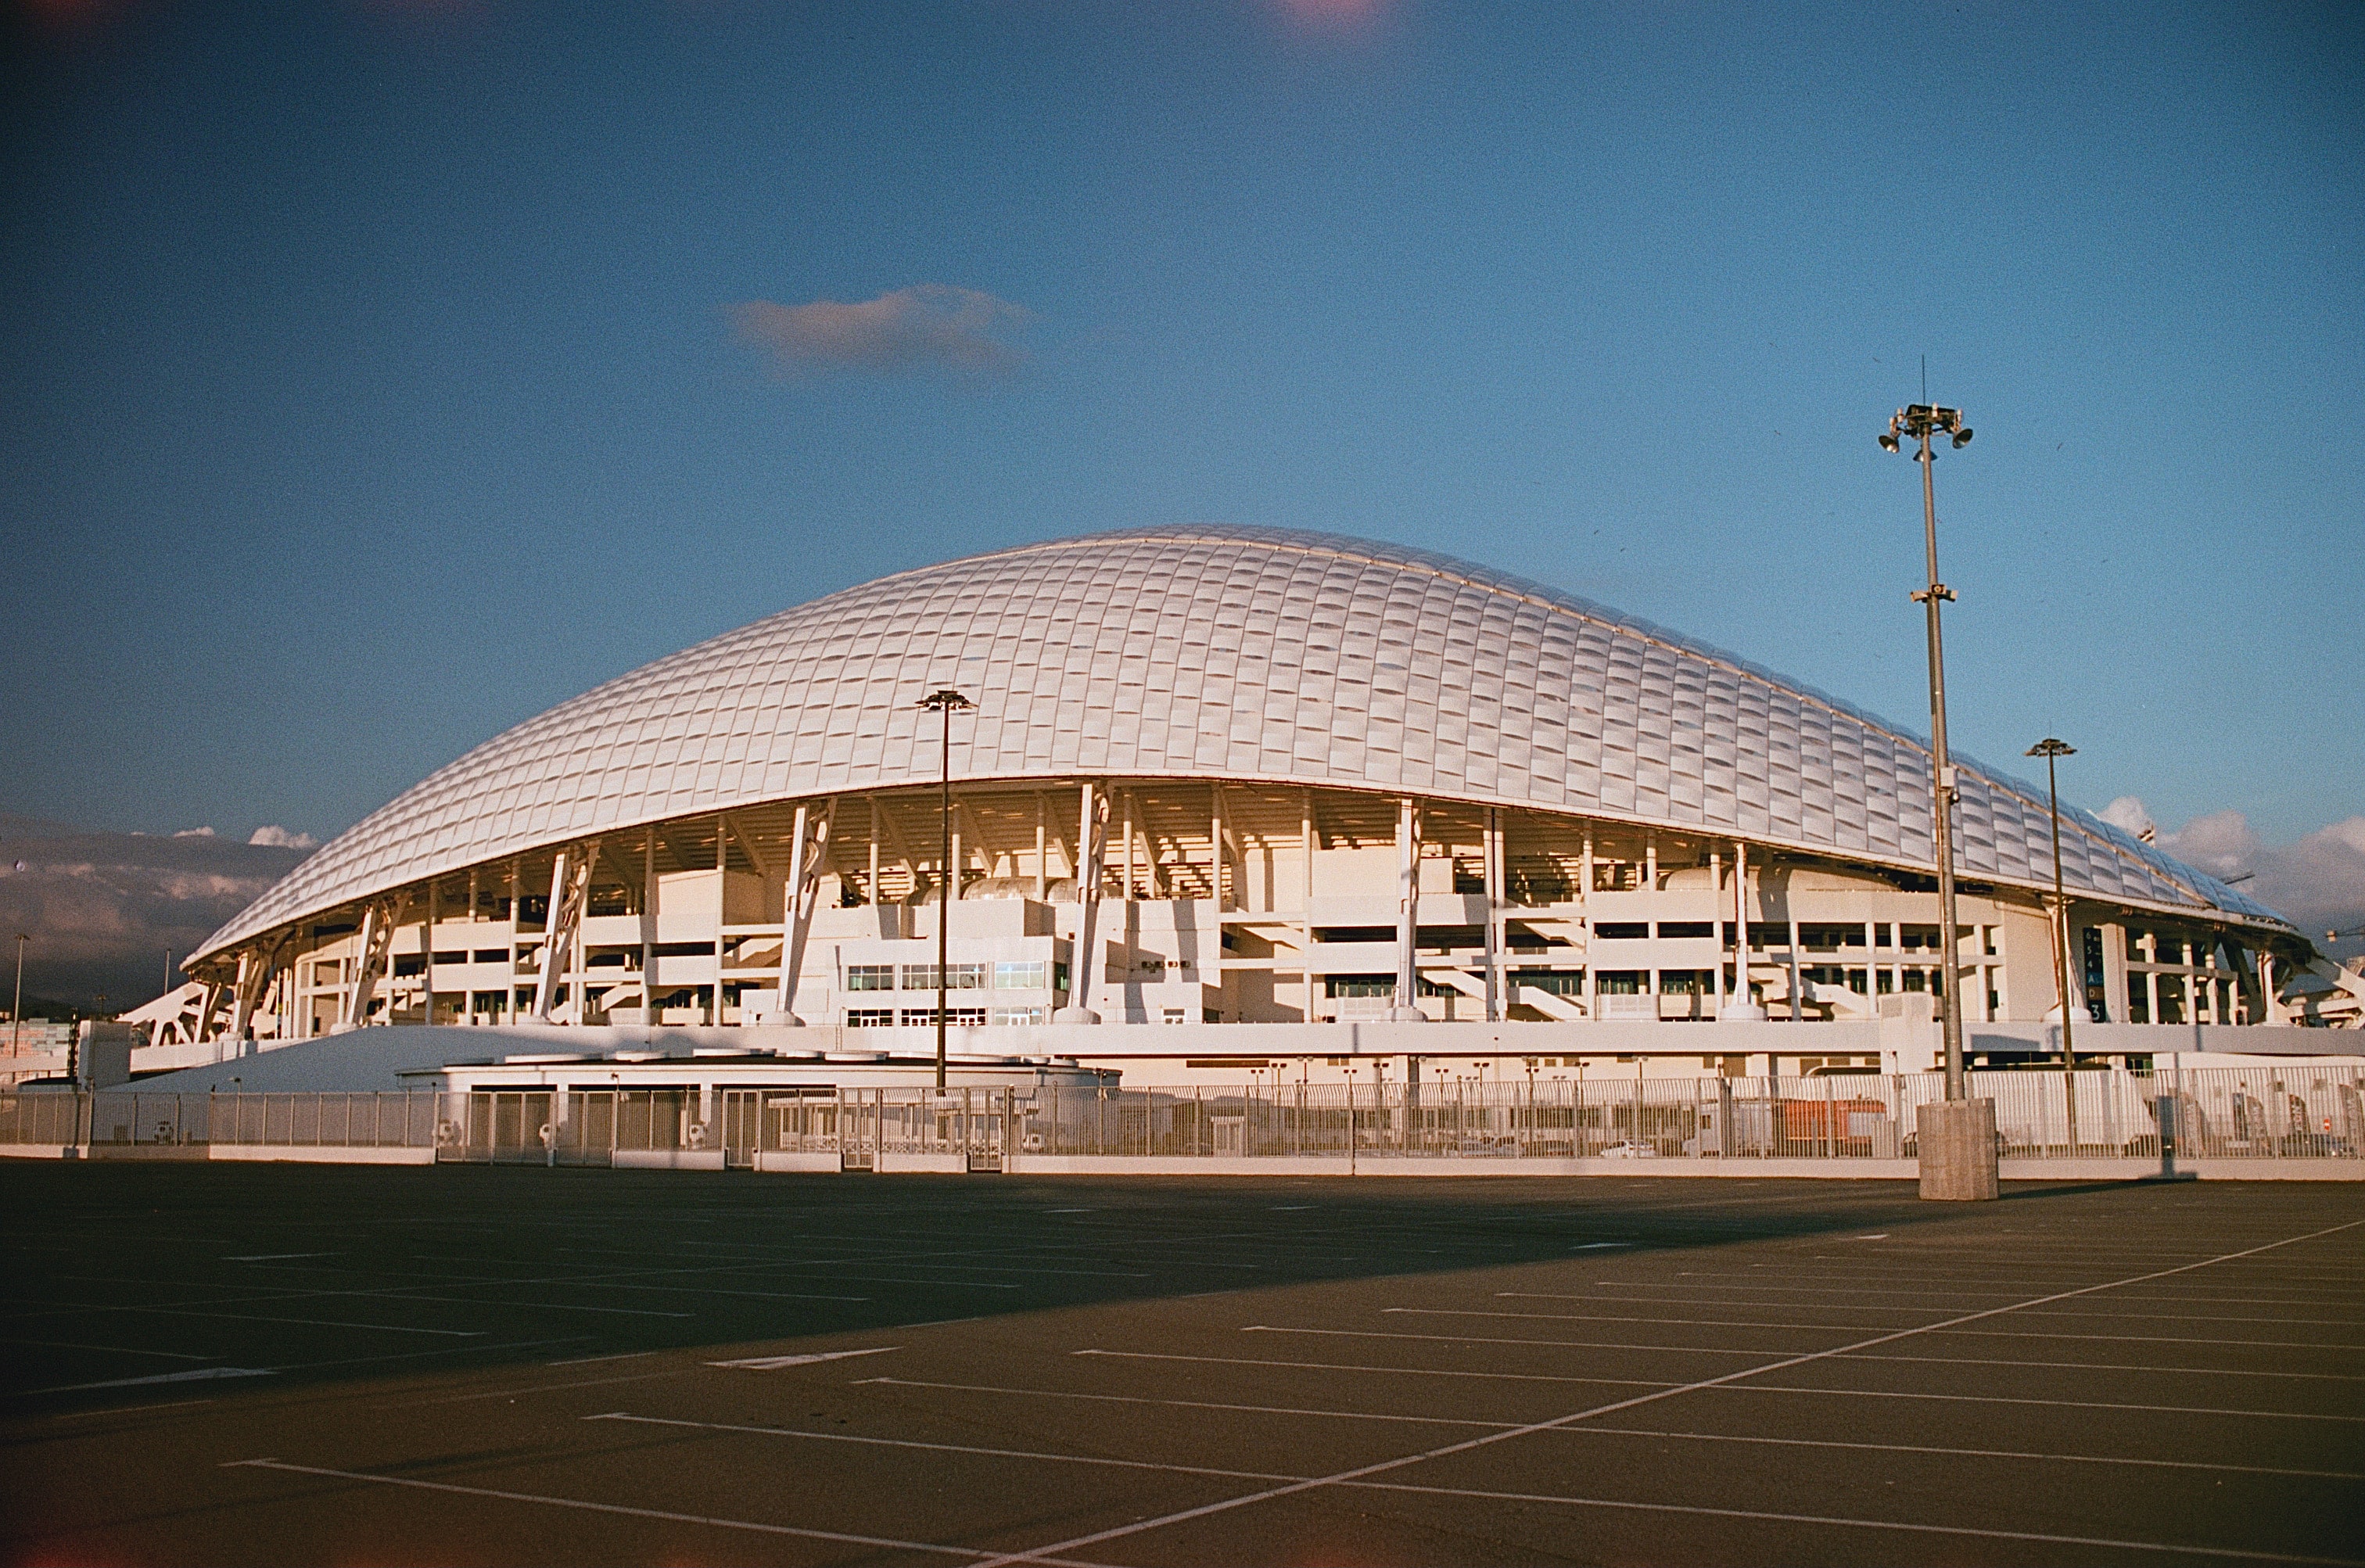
[1882,401,1973,1100]
[2027,737,2080,1154]
[917,687,975,1090]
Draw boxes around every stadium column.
[1721,840,1765,1021]
[1709,850,1725,1009]
[424,879,436,1026]
[1035,795,1047,901]
[714,813,727,1025]
[226,949,257,1045]
[776,800,835,1024]
[641,834,655,1021]
[1484,806,1502,1023]
[1391,797,1424,1022]
[1055,781,1106,1023]
[1301,789,1316,1024]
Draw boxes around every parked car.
[1597,1140,1660,1159]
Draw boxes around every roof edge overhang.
[186,768,2297,971]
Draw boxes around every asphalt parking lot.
[2,1164,2360,1566]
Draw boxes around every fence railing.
[0,1090,442,1151]
[4,1065,2359,1166]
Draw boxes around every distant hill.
[0,816,316,1012]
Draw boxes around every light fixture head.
[1879,432,1900,452]
[2024,737,2076,759]
[1952,428,1973,448]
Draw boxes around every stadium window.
[1595,971,1644,995]
[1326,974,1394,998]
[472,949,507,964]
[846,964,896,992]
[994,961,1047,990]
[989,1006,1046,1026]
[845,1008,895,1028]
[1512,969,1584,996]
[1594,922,1650,940]
[1659,970,1712,995]
[902,963,988,991]
[1658,921,1713,939]
[900,1006,985,1027]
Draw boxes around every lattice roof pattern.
[196,526,2287,960]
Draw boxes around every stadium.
[150,525,2348,1089]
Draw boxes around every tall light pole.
[11,934,26,1060]
[1882,401,1973,1099]
[2028,737,2079,1151]
[917,688,975,1090]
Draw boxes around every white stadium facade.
[148,526,2357,1091]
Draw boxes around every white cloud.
[2098,796,2155,839]
[172,826,217,838]
[2152,810,2365,945]
[729,285,1030,377]
[248,825,318,849]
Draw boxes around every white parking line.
[1421,1307,1912,1331]
[1071,1349,1676,1388]
[709,1347,899,1370]
[31,1365,272,1395]
[1723,1383,2365,1422]
[855,1376,1519,1429]
[966,1217,2365,1567]
[1246,1326,1796,1355]
[1340,1479,2365,1566]
[13,1337,211,1362]
[1464,1302,2365,1348]
[220,1459,1124,1567]
[584,1412,1302,1482]
[1834,1351,2365,1382]
[1537,1423,2365,1480]
[1495,1293,2365,1330]
[107,1306,484,1337]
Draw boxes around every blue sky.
[2,1,2359,877]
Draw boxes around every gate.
[840,1088,877,1171]
[722,1089,763,1169]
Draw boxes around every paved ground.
[1,1165,2360,1567]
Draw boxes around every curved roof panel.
[196,526,2290,959]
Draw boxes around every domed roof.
[195,525,2287,960]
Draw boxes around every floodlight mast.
[1883,403,1972,1100]
[2027,737,2079,1146]
[917,688,975,1090]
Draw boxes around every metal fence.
[0,1089,442,1151]
[3,1065,2359,1166]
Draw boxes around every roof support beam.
[773,798,836,1024]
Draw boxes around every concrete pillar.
[1721,841,1765,1021]
[1917,1097,1999,1200]
[1390,798,1425,1021]
[1301,789,1317,1024]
